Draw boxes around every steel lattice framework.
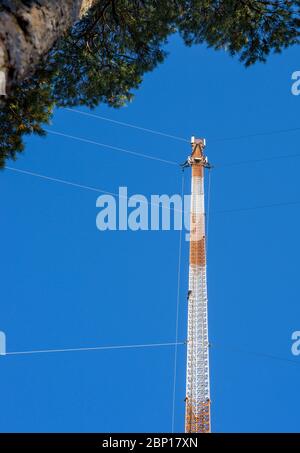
[185,138,211,433]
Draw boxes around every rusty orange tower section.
[185,137,211,433]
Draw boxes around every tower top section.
[191,136,206,147]
[181,137,211,169]
[191,136,206,161]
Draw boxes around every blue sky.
[1,34,300,433]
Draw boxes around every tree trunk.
[0,0,95,95]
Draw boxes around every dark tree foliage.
[178,0,300,64]
[0,0,299,167]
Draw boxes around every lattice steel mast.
[184,137,211,433]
